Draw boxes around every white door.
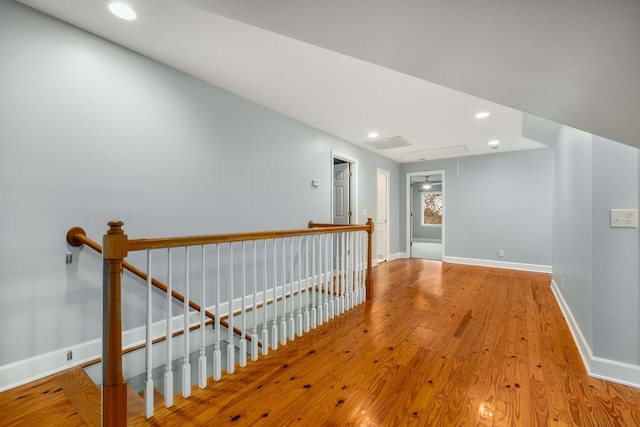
[333,161,351,271]
[376,171,388,262]
[333,162,351,224]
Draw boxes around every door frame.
[331,151,358,224]
[406,170,445,258]
[376,168,390,263]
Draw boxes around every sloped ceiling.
[197,0,640,150]
[16,0,640,161]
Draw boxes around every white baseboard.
[412,238,442,243]
[374,253,407,265]
[550,279,593,371]
[0,340,102,393]
[0,277,337,392]
[550,278,640,389]
[390,252,406,261]
[442,256,552,273]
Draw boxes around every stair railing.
[76,219,373,426]
[66,228,247,348]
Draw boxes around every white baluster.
[329,234,335,320]
[354,232,360,306]
[182,247,191,398]
[346,232,353,310]
[227,243,235,374]
[304,235,310,333]
[353,232,357,307]
[280,238,287,346]
[144,250,154,418]
[339,232,345,314]
[360,231,367,302]
[213,245,222,381]
[261,240,269,356]
[251,241,259,361]
[360,231,365,304]
[165,249,174,407]
[288,237,295,341]
[271,239,279,350]
[324,233,330,321]
[311,234,317,329]
[352,233,358,306]
[198,246,206,389]
[296,236,303,337]
[317,234,324,326]
[238,242,247,368]
[344,232,349,310]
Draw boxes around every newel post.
[365,218,374,300]
[102,221,128,427]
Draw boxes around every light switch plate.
[610,209,638,228]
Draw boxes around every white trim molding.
[443,256,552,273]
[550,278,640,389]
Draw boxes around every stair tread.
[53,366,101,427]
[127,384,145,418]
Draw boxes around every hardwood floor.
[3,260,640,426]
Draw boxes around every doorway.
[332,153,357,270]
[332,153,357,225]
[333,159,351,224]
[406,171,445,260]
[376,169,390,263]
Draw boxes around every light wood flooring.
[2,260,640,426]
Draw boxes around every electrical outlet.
[610,209,638,228]
[67,350,73,361]
[65,252,73,264]
[498,249,504,257]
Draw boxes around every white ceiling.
[18,1,638,163]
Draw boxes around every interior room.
[1,0,639,425]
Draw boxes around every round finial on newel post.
[104,221,128,260]
[107,221,125,235]
[308,220,315,228]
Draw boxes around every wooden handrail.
[66,227,247,342]
[308,221,353,228]
[126,223,372,252]
[68,227,217,321]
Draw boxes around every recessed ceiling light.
[367,132,379,139]
[475,112,490,119]
[108,2,137,20]
[488,140,500,149]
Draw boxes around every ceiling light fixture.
[422,184,432,190]
[475,112,490,119]
[108,2,137,20]
[367,132,379,139]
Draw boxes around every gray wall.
[591,136,640,363]
[531,112,640,367]
[0,1,399,366]
[400,149,553,266]
[551,126,594,349]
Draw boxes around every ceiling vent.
[366,136,411,150]
[393,145,469,162]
